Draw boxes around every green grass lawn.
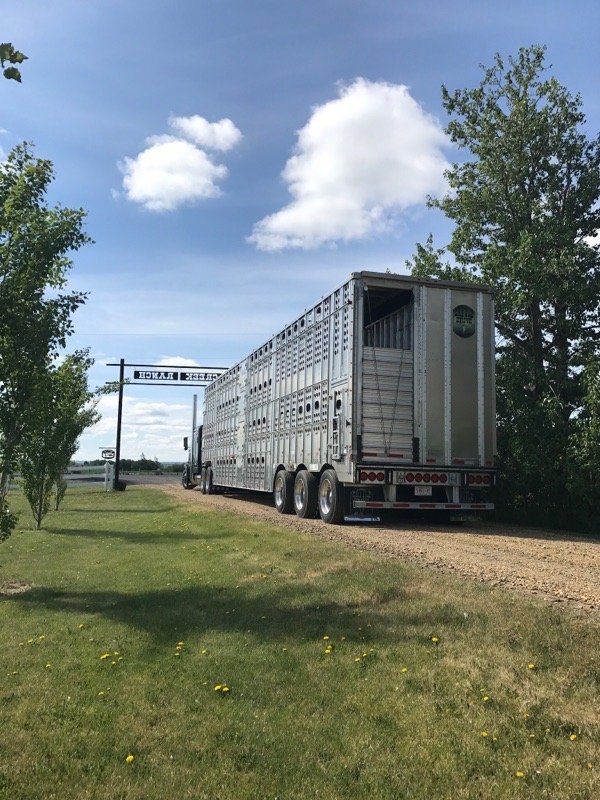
[0,486,598,800]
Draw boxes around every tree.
[409,46,600,528]
[19,350,99,528]
[0,43,27,82]
[0,144,91,538]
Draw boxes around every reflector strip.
[355,501,494,510]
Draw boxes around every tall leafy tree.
[410,46,600,527]
[19,350,99,528]
[0,144,91,537]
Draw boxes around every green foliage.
[19,350,99,527]
[0,143,92,537]
[0,502,17,541]
[0,42,27,82]
[567,357,600,527]
[409,46,600,530]
[406,233,481,284]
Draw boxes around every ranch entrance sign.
[107,360,228,490]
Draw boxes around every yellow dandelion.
[527,662,536,670]
[515,771,525,779]
[100,653,110,660]
[400,667,408,673]
[482,695,490,702]
[125,754,135,764]
[570,734,577,741]
[98,691,105,696]
[322,635,330,641]
[214,684,223,692]
[282,647,287,652]
[431,636,439,643]
[354,657,361,662]
[222,686,231,694]
[174,652,180,657]
[177,641,184,646]
[45,663,51,669]
[480,731,489,738]
[201,649,209,655]
[38,635,45,640]
[78,624,85,629]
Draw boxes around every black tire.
[200,467,207,494]
[294,470,318,518]
[273,470,294,514]
[182,467,193,489]
[318,469,345,524]
[204,469,213,495]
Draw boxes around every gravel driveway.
[153,481,600,617]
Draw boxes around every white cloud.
[119,116,242,212]
[169,115,242,151]
[155,356,202,368]
[81,395,191,461]
[248,78,450,251]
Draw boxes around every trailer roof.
[354,270,493,294]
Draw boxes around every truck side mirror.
[183,436,188,451]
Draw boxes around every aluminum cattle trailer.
[183,271,496,523]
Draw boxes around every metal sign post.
[114,359,125,490]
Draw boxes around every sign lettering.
[133,370,179,381]
[180,371,222,382]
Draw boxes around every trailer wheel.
[203,469,214,495]
[274,470,294,514]
[293,470,318,518]
[318,469,345,524]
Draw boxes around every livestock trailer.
[183,271,496,523]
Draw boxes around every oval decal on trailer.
[452,305,476,338]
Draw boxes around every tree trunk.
[529,298,545,400]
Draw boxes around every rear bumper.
[353,501,494,511]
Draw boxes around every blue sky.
[2,0,599,462]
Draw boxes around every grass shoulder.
[0,486,597,799]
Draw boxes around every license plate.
[414,486,432,496]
